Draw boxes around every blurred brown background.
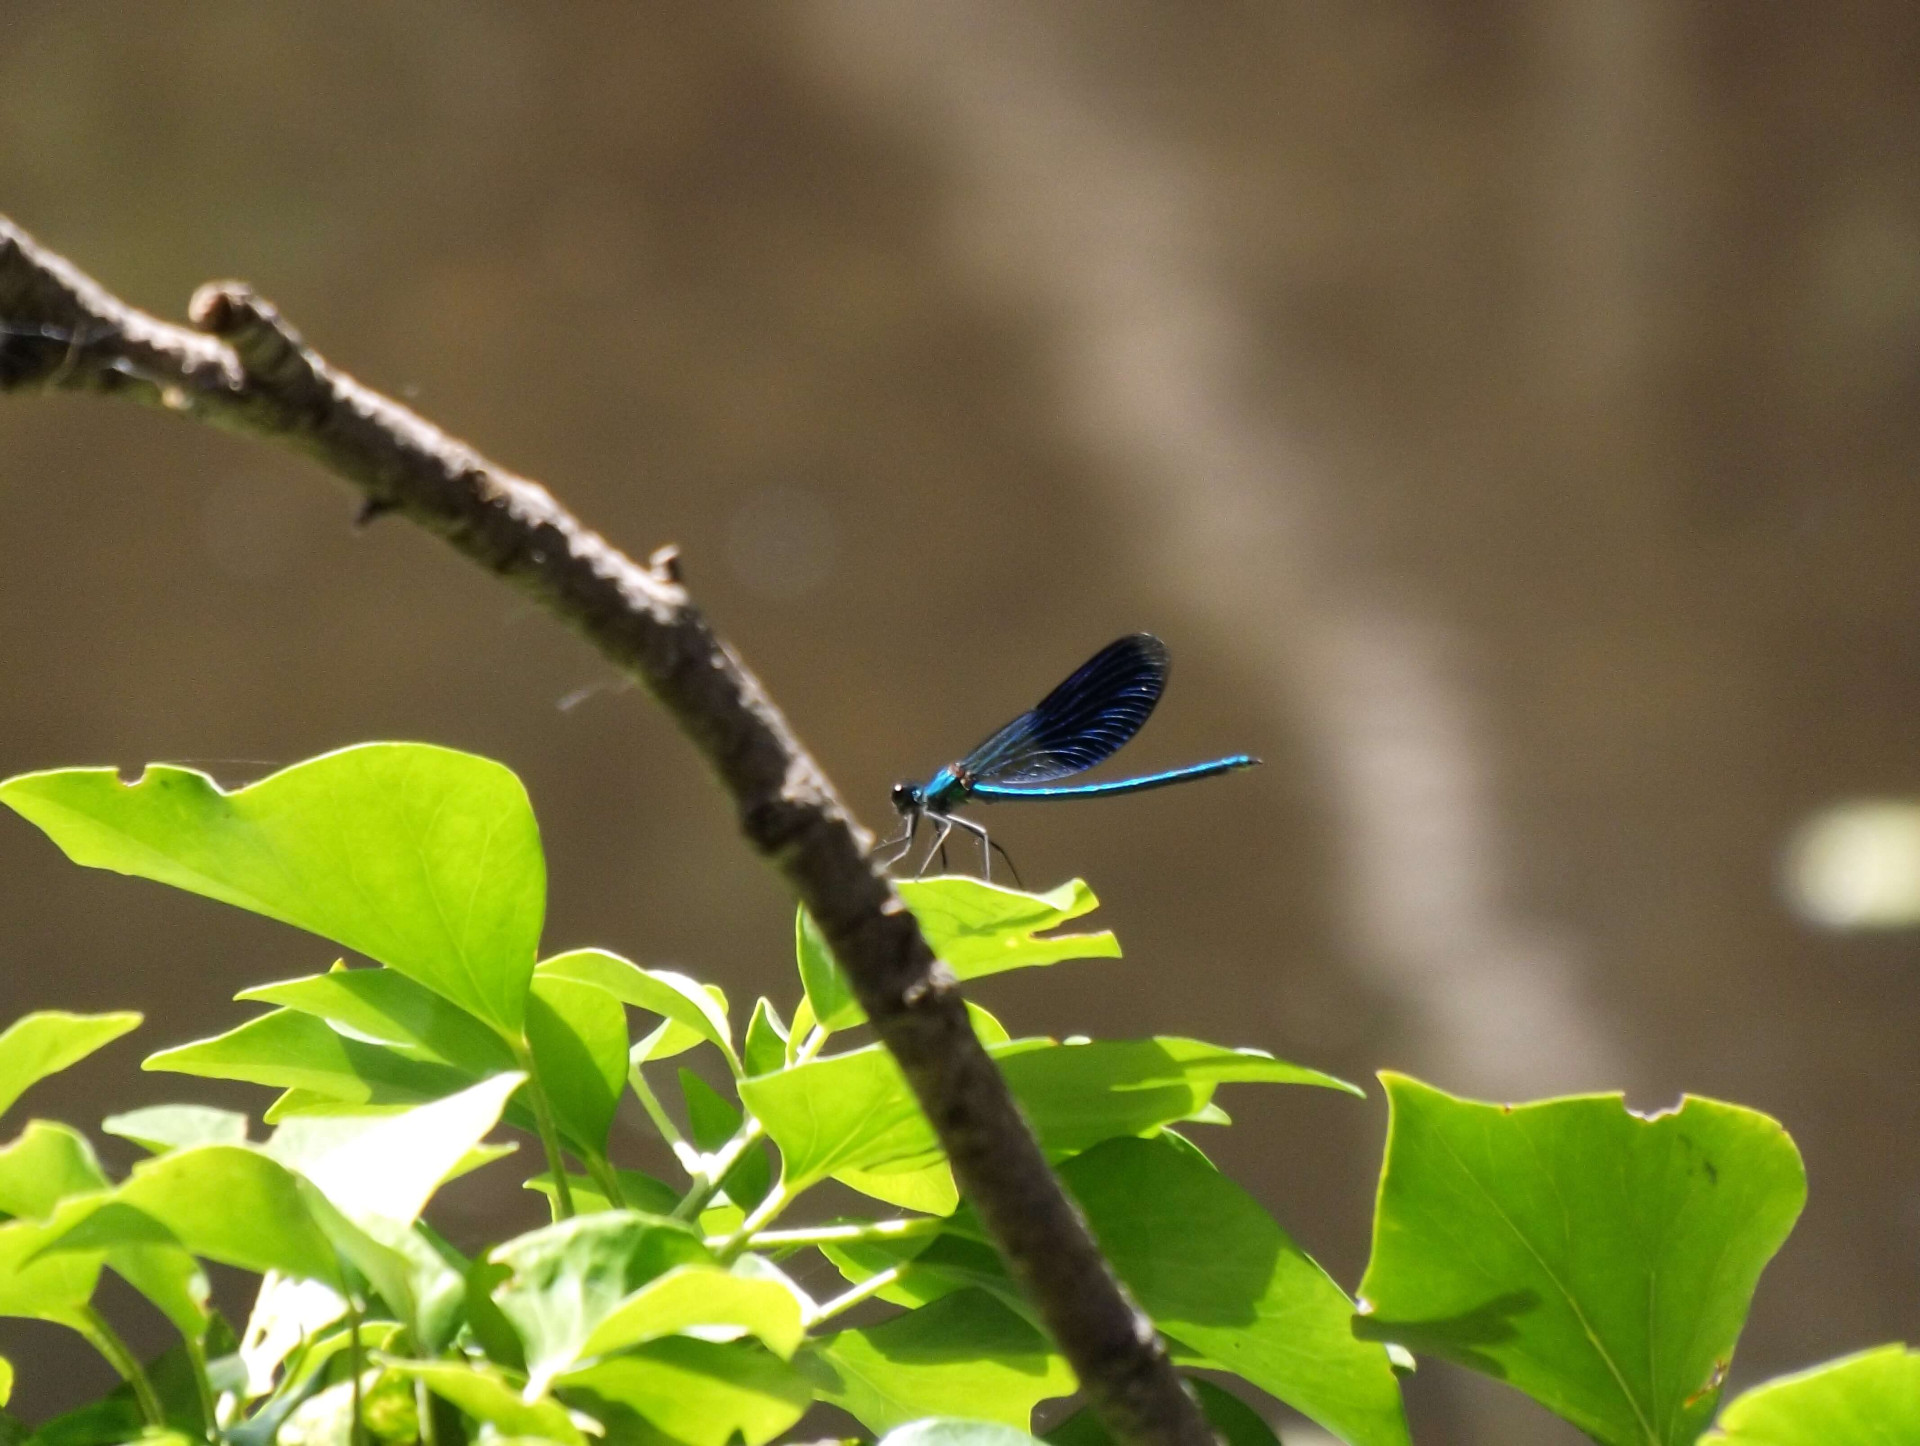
[2,4,1918,1440]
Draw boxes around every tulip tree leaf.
[0,744,545,1035]
[144,1008,476,1106]
[796,879,1121,1034]
[489,1211,712,1394]
[578,1262,807,1360]
[240,967,515,1076]
[741,1036,1356,1190]
[562,1337,811,1446]
[0,1011,142,1121]
[537,950,735,1072]
[526,977,628,1159]
[1060,1137,1409,1446]
[1703,1344,1920,1445]
[102,1104,249,1155]
[263,1072,523,1230]
[1358,1074,1806,1446]
[802,1287,1075,1434]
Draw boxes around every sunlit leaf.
[263,1072,522,1230]
[1703,1344,1920,1444]
[240,965,516,1075]
[579,1261,807,1359]
[561,1337,810,1446]
[743,997,789,1078]
[1357,1074,1806,1446]
[0,745,545,1034]
[537,950,735,1071]
[0,1214,103,1328]
[802,1288,1074,1433]
[101,1104,248,1155]
[237,1271,348,1399]
[527,976,627,1159]
[742,1036,1356,1190]
[680,1068,771,1210]
[1061,1137,1408,1446]
[45,1145,339,1285]
[144,1007,475,1106]
[525,1168,680,1217]
[0,1011,141,1121]
[796,879,1121,1034]
[489,1211,712,1394]
[0,1121,107,1218]
[836,1159,960,1216]
[885,1420,1044,1446]
[386,1358,586,1446]
[887,1413,1044,1444]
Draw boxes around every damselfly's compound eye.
[890,782,917,814]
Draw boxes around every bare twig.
[0,216,1215,1446]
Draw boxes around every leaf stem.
[628,1061,702,1176]
[517,1042,576,1219]
[78,1305,164,1427]
[585,1152,629,1209]
[347,1300,367,1446]
[716,1181,792,1261]
[671,1116,765,1222]
[183,1329,219,1442]
[807,1265,904,1327]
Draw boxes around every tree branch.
[0,216,1215,1446]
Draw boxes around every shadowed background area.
[2,5,1918,1440]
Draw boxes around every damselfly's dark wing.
[960,634,1170,785]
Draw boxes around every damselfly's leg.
[871,812,919,870]
[917,815,956,877]
[942,813,999,884]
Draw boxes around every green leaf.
[887,1420,1045,1446]
[385,1358,586,1446]
[263,1072,523,1229]
[898,877,1121,978]
[0,1356,10,1408]
[1357,1074,1806,1446]
[797,906,862,1032]
[821,1234,960,1311]
[0,745,545,1035]
[537,949,736,1071]
[680,1068,772,1210]
[837,1159,960,1216]
[526,1168,680,1216]
[0,1011,141,1121]
[561,1337,810,1446]
[742,1036,1356,1190]
[803,1288,1075,1434]
[1060,1136,1408,1446]
[0,1121,108,1218]
[743,998,789,1078]
[1703,1344,1920,1444]
[101,1104,249,1155]
[527,976,628,1158]
[144,1007,477,1105]
[0,1214,103,1327]
[1046,1378,1281,1446]
[489,1211,712,1394]
[0,1130,215,1344]
[578,1261,807,1359]
[240,965,516,1075]
[795,879,1122,1035]
[48,1145,340,1284]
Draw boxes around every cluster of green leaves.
[0,743,1906,1446]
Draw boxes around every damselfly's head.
[890,781,921,816]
